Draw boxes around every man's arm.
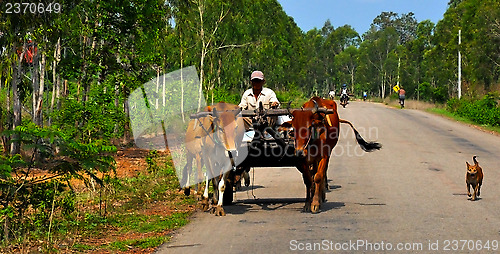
[269,89,280,107]
[238,90,249,109]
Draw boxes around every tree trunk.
[34,51,46,127]
[49,38,61,126]
[114,78,120,135]
[162,68,165,107]
[32,47,40,123]
[11,42,24,155]
[122,98,130,144]
[180,36,186,121]
[155,67,159,109]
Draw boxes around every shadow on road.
[221,198,345,215]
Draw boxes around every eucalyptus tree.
[404,20,435,100]
[328,25,360,94]
[334,46,359,94]
[0,0,60,153]
[428,0,500,98]
[358,27,399,98]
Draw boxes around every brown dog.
[466,156,483,201]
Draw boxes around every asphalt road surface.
[158,101,500,253]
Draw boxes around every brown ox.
[183,102,245,216]
[181,106,211,196]
[289,97,381,213]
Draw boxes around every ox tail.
[339,119,382,152]
[473,155,478,165]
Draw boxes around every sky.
[277,0,450,34]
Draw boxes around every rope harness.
[299,115,328,151]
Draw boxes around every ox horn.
[234,107,242,116]
[312,100,319,114]
[287,101,293,116]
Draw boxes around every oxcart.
[190,103,335,205]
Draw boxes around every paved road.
[158,101,500,253]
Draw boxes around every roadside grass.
[109,212,191,234]
[106,235,167,251]
[370,98,500,135]
[66,152,197,252]
[0,150,197,253]
[427,107,500,134]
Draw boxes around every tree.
[335,46,358,94]
[359,27,399,98]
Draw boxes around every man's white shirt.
[238,87,279,110]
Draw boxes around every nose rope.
[302,127,314,150]
[297,118,329,153]
[199,119,224,147]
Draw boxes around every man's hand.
[271,101,279,108]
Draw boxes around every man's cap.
[250,71,265,81]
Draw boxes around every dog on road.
[466,156,483,201]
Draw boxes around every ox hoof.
[210,206,226,216]
[311,204,320,214]
[199,199,210,212]
[303,203,311,212]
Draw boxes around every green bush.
[417,82,432,101]
[206,88,241,105]
[276,86,307,108]
[417,82,449,103]
[51,89,126,143]
[446,93,500,126]
[0,122,116,243]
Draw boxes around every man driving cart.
[239,70,280,130]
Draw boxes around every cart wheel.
[223,179,234,205]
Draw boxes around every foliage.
[0,122,116,243]
[65,152,193,252]
[447,93,500,126]
[51,89,126,143]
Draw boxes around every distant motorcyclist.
[328,90,335,100]
[363,91,367,101]
[398,87,406,108]
[340,84,348,98]
[339,84,349,107]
